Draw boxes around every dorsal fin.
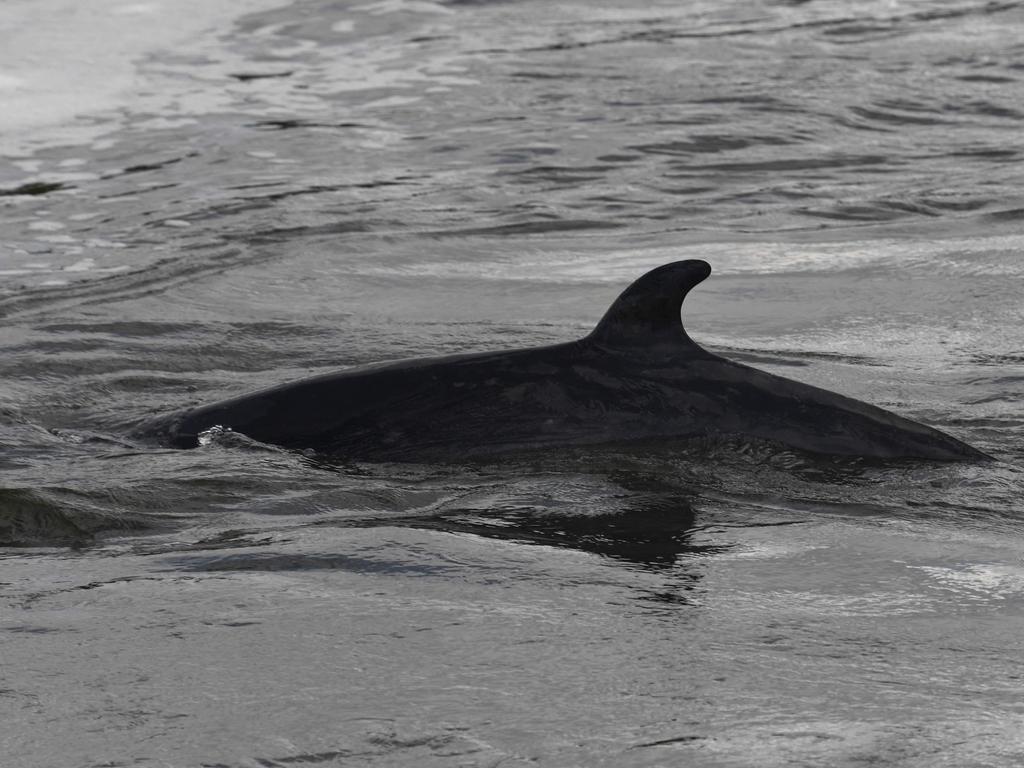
[586,260,711,352]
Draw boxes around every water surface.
[2,1,1024,766]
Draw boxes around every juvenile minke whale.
[150,260,987,461]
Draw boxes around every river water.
[2,1,1024,766]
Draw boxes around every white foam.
[910,564,1024,599]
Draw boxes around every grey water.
[2,0,1024,765]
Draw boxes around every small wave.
[0,487,147,547]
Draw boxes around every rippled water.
[3,1,1024,766]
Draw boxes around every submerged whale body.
[150,260,987,461]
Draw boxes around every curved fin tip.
[588,260,711,349]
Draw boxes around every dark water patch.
[168,550,458,576]
[629,134,792,157]
[650,184,719,196]
[769,186,823,201]
[508,70,590,81]
[229,70,294,81]
[491,146,561,165]
[263,750,352,765]
[819,22,905,41]
[983,207,1024,221]
[188,529,279,552]
[97,182,180,201]
[115,154,196,177]
[683,153,891,173]
[914,196,992,213]
[953,99,1023,120]
[964,392,1024,406]
[879,200,942,217]
[869,98,940,115]
[0,181,71,197]
[408,33,457,44]
[831,113,898,134]
[970,354,1024,366]
[428,143,468,153]
[956,73,1018,84]
[948,148,1018,161]
[224,181,291,191]
[693,94,800,111]
[246,119,370,130]
[912,0,1024,22]
[632,734,704,748]
[35,320,200,338]
[501,164,617,183]
[1,625,72,635]
[585,194,663,210]
[849,105,951,128]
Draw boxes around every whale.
[146,260,988,462]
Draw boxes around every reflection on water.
[341,489,709,568]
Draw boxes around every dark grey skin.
[150,260,988,461]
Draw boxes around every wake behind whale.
[142,261,988,462]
